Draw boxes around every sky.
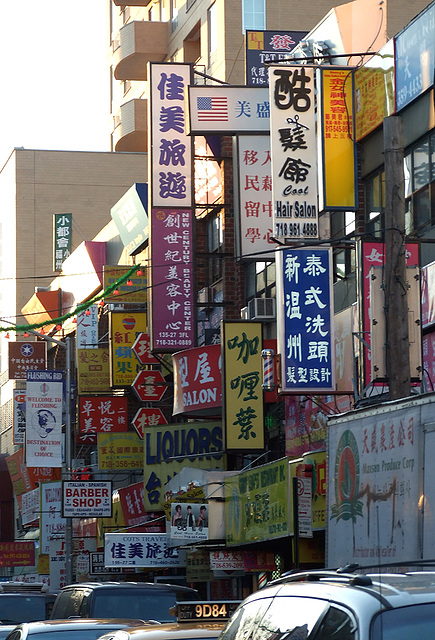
[0,0,110,169]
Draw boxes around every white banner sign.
[13,389,26,445]
[269,65,319,241]
[40,481,65,554]
[104,533,186,568]
[62,481,112,518]
[189,86,270,133]
[26,370,63,467]
[76,306,98,349]
[21,487,40,526]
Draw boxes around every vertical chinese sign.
[269,65,318,241]
[317,68,357,211]
[222,321,264,450]
[53,213,72,272]
[276,247,335,393]
[109,312,146,387]
[238,135,275,258]
[148,62,195,352]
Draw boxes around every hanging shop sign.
[395,2,435,112]
[104,533,186,568]
[40,481,65,554]
[149,207,195,352]
[237,135,275,259]
[78,395,128,444]
[188,86,270,134]
[110,312,146,387]
[276,247,335,393]
[13,390,26,445]
[168,500,209,545]
[21,487,40,526]
[132,408,168,439]
[53,213,72,272]
[0,542,35,567]
[222,321,264,451]
[132,332,159,365]
[110,183,149,256]
[6,449,60,511]
[76,306,98,349]
[103,266,147,304]
[98,432,144,471]
[172,344,222,416]
[354,40,395,141]
[62,481,112,518]
[269,65,318,241]
[132,370,167,402]
[149,62,193,209]
[317,67,357,211]
[26,370,63,468]
[246,30,307,87]
[225,458,289,547]
[143,421,224,511]
[9,341,47,380]
[77,347,111,394]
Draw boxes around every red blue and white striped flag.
[197,96,228,121]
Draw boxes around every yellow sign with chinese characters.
[98,433,144,471]
[77,347,111,393]
[225,458,289,546]
[110,312,146,387]
[223,321,264,450]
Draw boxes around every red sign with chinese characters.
[172,345,222,416]
[0,541,35,566]
[132,407,168,439]
[131,370,167,402]
[118,481,164,532]
[132,333,159,365]
[78,396,128,444]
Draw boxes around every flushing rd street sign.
[132,370,167,402]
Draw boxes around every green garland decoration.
[0,264,142,334]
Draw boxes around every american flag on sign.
[197,96,228,121]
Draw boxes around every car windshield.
[371,602,435,640]
[92,592,179,622]
[0,597,47,624]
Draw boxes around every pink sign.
[118,482,164,531]
[362,241,419,387]
[173,344,222,416]
[150,208,195,352]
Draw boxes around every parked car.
[97,600,241,640]
[218,568,435,640]
[0,583,56,626]
[4,619,149,640]
[50,582,198,622]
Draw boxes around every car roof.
[98,621,227,640]
[10,620,148,634]
[58,583,196,593]
[254,569,435,611]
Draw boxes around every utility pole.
[383,116,411,400]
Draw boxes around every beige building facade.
[0,148,147,452]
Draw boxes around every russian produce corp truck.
[327,392,435,567]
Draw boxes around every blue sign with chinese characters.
[395,2,435,111]
[277,247,335,392]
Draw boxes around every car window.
[0,596,48,624]
[92,591,183,622]
[53,589,86,618]
[219,598,273,640]
[371,602,435,640]
[5,631,21,640]
[312,606,356,640]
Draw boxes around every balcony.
[113,0,152,5]
[113,98,148,152]
[113,21,168,81]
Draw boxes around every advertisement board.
[104,533,186,568]
[26,370,63,467]
[62,481,112,518]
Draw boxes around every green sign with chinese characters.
[53,213,72,271]
[225,457,289,546]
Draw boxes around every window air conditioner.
[247,298,276,321]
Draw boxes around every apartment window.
[207,211,223,285]
[208,3,218,67]
[171,0,178,32]
[245,261,275,301]
[242,0,265,32]
[364,131,435,239]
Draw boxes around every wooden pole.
[383,116,411,400]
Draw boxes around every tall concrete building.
[0,149,147,453]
